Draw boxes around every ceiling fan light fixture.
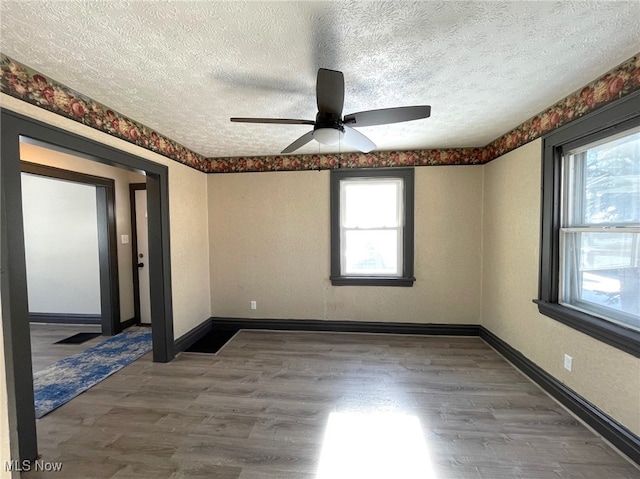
[313,127,344,145]
[230,68,431,153]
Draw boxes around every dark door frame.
[129,182,147,325]
[20,159,121,336]
[1,109,175,462]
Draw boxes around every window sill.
[330,276,416,287]
[533,300,640,357]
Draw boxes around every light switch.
[121,234,130,244]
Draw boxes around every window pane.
[567,129,640,225]
[344,229,400,276]
[561,231,640,331]
[343,180,401,228]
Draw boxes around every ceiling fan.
[230,68,431,154]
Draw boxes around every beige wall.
[209,139,639,436]
[481,139,640,436]
[20,144,143,321]
[208,166,483,323]
[2,91,637,462]
[1,93,211,339]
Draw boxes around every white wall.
[20,142,145,323]
[21,173,101,315]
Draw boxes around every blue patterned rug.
[33,328,152,418]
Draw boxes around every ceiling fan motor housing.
[314,112,344,132]
[313,112,345,145]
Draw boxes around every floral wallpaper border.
[1,52,638,174]
[205,53,639,173]
[0,54,209,171]
[482,54,640,163]
[205,147,490,173]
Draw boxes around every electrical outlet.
[564,354,572,372]
[250,300,257,310]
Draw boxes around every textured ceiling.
[1,1,639,158]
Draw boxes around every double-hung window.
[560,128,640,329]
[330,168,415,286]
[537,93,640,356]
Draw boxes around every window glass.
[343,180,401,228]
[561,231,639,329]
[560,127,640,331]
[330,168,414,286]
[344,229,399,276]
[340,178,403,277]
[566,129,640,225]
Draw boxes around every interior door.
[134,188,151,324]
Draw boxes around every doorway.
[20,160,121,337]
[1,109,175,462]
[130,183,151,325]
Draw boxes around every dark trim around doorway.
[20,160,121,336]
[1,109,175,463]
[129,183,147,326]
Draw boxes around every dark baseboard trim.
[210,317,480,336]
[120,317,138,330]
[29,313,101,325]
[480,326,640,464]
[173,318,214,354]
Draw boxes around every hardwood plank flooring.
[29,323,104,373]
[22,330,638,478]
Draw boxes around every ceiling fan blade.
[342,126,376,153]
[316,68,344,117]
[282,131,315,154]
[343,105,431,127]
[230,118,315,125]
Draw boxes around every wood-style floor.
[29,323,104,373]
[24,330,638,478]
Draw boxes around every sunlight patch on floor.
[316,411,436,479]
